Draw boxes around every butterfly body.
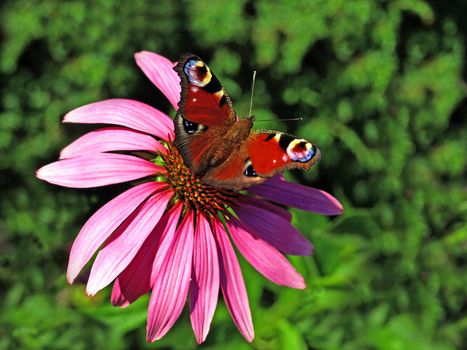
[173,54,320,191]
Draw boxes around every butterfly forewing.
[175,53,236,127]
[247,131,320,176]
[174,54,239,174]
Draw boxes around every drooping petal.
[112,204,183,307]
[250,176,343,215]
[63,99,174,141]
[37,154,164,188]
[60,127,165,159]
[190,213,220,344]
[237,195,292,222]
[86,190,173,296]
[111,278,130,308]
[134,51,181,110]
[235,203,312,256]
[147,210,194,342]
[66,182,165,283]
[228,218,305,289]
[212,220,254,343]
[149,203,184,284]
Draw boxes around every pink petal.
[250,176,343,215]
[147,210,194,342]
[212,220,254,342]
[190,212,220,344]
[112,204,183,306]
[111,279,130,308]
[86,190,172,296]
[149,203,184,284]
[228,218,305,289]
[235,203,313,256]
[37,154,164,188]
[66,182,165,283]
[237,195,292,222]
[60,127,165,159]
[134,51,181,110]
[63,99,174,141]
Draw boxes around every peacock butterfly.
[173,53,320,191]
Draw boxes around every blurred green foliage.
[1,0,466,349]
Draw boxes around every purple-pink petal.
[63,99,174,141]
[134,51,181,110]
[190,213,220,344]
[112,204,183,307]
[235,203,313,256]
[66,182,165,283]
[228,218,305,289]
[237,195,292,222]
[250,176,343,215]
[213,220,254,343]
[86,190,172,296]
[59,127,165,159]
[149,203,183,284]
[37,153,164,188]
[147,210,194,342]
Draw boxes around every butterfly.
[173,53,320,191]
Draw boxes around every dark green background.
[1,1,466,349]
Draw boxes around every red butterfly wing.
[247,131,320,176]
[182,86,234,126]
[175,53,235,127]
[173,54,237,176]
[201,131,320,190]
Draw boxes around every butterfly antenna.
[256,117,304,123]
[248,70,257,117]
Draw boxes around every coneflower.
[36,51,343,343]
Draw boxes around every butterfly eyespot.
[244,165,257,177]
[184,59,212,87]
[243,160,257,177]
[183,119,207,134]
[286,139,316,163]
[183,119,199,134]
